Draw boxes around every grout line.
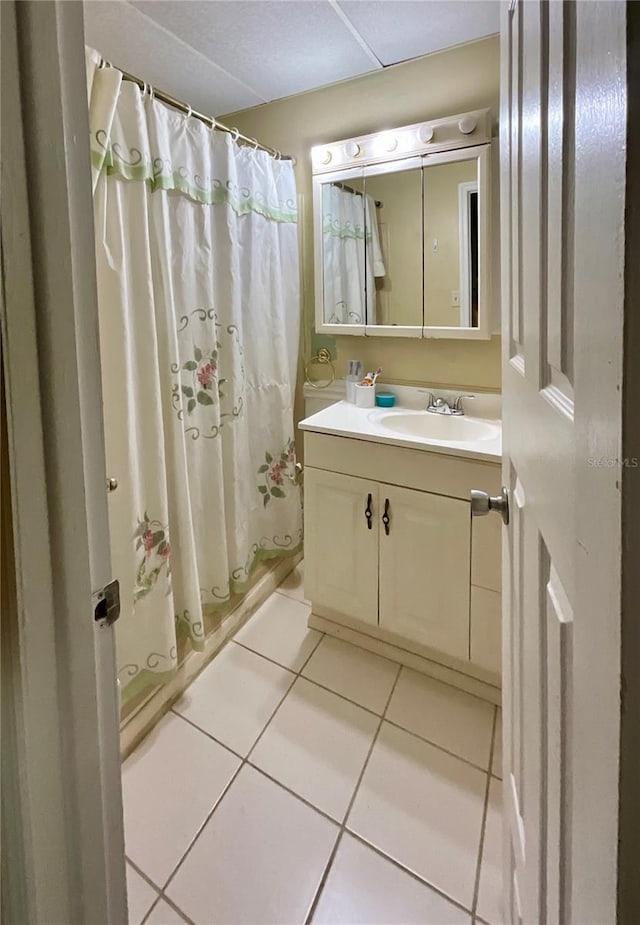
[471,705,499,920]
[140,893,162,925]
[154,621,327,908]
[158,759,245,897]
[129,588,499,922]
[303,662,403,925]
[304,830,345,925]
[242,747,475,922]
[299,674,386,719]
[158,646,311,902]
[233,630,496,775]
[231,637,306,672]
[141,891,193,925]
[274,586,311,605]
[169,710,247,762]
[126,855,163,895]
[155,891,195,925]
[246,762,342,828]
[344,828,475,920]
[383,718,493,776]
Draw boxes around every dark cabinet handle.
[382,498,390,535]
[365,493,373,529]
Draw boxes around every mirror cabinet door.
[321,172,367,326]
[363,163,423,328]
[423,155,480,328]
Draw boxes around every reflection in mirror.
[364,168,423,326]
[423,159,479,327]
[321,175,368,325]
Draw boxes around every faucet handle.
[453,394,475,412]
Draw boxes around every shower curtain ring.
[250,137,259,151]
[231,127,240,142]
[148,84,155,103]
[275,150,282,161]
[185,104,192,120]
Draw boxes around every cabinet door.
[379,485,470,660]
[304,468,378,625]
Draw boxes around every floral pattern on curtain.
[86,50,302,703]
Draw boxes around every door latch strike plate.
[93,578,121,627]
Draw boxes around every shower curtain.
[322,184,385,324]
[86,51,302,703]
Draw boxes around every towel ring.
[304,347,336,390]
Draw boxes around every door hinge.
[93,578,121,627]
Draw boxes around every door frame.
[1,1,126,921]
[619,2,640,919]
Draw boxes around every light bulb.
[418,124,434,144]
[458,116,477,135]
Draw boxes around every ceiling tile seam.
[121,0,269,107]
[327,0,383,69]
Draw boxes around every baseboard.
[120,553,302,759]
[308,611,501,706]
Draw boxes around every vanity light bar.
[311,108,492,174]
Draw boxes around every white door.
[1,2,126,922]
[379,485,470,660]
[499,2,625,922]
[304,468,379,624]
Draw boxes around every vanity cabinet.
[305,470,471,661]
[303,469,378,626]
[378,485,470,659]
[302,429,502,697]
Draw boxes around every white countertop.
[299,399,502,463]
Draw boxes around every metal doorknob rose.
[470,487,509,525]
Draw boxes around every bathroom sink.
[376,411,500,443]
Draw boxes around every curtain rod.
[99,59,293,162]
[333,181,382,208]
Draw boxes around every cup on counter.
[354,383,376,409]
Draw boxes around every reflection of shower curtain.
[322,185,385,324]
[86,50,302,703]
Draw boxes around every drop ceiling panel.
[83,1,264,115]
[338,0,499,66]
[131,0,381,100]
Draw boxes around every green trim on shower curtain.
[118,541,303,706]
[91,147,298,223]
[201,540,304,614]
[119,666,177,707]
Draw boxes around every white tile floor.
[124,562,503,925]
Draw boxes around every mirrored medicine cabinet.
[312,109,494,339]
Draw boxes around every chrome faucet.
[426,393,474,416]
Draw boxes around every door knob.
[470,487,509,525]
[106,477,118,492]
